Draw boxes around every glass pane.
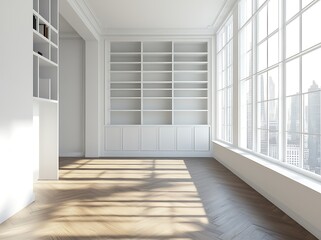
[257,41,267,72]
[302,47,321,93]
[239,0,253,27]
[258,102,268,129]
[227,126,232,143]
[240,79,253,150]
[257,0,266,9]
[222,70,226,89]
[227,66,233,87]
[227,86,232,108]
[217,51,223,90]
[217,31,223,52]
[302,0,314,8]
[240,79,252,105]
[227,42,233,67]
[227,17,233,41]
[286,96,300,132]
[303,134,321,175]
[286,0,300,21]
[239,22,252,79]
[269,131,279,159]
[286,18,300,58]
[286,133,301,167]
[268,0,279,34]
[239,51,252,80]
[303,92,321,134]
[258,129,268,155]
[217,90,223,139]
[286,58,300,96]
[257,6,267,43]
[268,67,279,100]
[226,106,232,126]
[268,33,279,67]
[269,100,279,131]
[302,1,321,50]
[257,72,267,102]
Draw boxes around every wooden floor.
[0,158,317,240]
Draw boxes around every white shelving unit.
[142,41,172,125]
[105,40,210,156]
[108,41,208,126]
[33,0,58,101]
[173,42,208,125]
[109,42,141,125]
[33,0,59,180]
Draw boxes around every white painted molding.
[102,151,212,158]
[60,152,85,157]
[81,0,104,32]
[60,0,100,40]
[102,28,215,37]
[0,193,35,224]
[212,0,238,32]
[212,142,321,239]
[67,0,102,35]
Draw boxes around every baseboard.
[59,152,84,157]
[212,143,321,239]
[101,151,213,158]
[0,192,35,224]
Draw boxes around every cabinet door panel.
[141,127,158,150]
[159,127,176,150]
[105,127,122,151]
[195,126,210,151]
[123,127,140,150]
[177,127,194,151]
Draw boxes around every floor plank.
[0,158,317,240]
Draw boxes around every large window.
[216,17,233,143]
[285,0,321,174]
[234,0,321,176]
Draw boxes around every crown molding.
[211,0,238,32]
[102,28,216,37]
[66,0,102,39]
[64,0,237,38]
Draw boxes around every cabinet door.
[123,127,140,150]
[141,127,158,150]
[159,127,176,150]
[105,127,122,151]
[177,127,194,151]
[195,126,210,151]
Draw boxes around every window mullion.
[280,0,286,162]
[253,0,258,152]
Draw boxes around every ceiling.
[83,0,228,33]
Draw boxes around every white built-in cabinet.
[33,0,59,180]
[105,126,210,153]
[105,40,211,156]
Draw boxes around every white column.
[85,41,100,157]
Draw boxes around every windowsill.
[212,140,321,194]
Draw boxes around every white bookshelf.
[33,0,58,101]
[108,41,208,126]
[33,0,59,180]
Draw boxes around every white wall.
[0,0,35,223]
[213,142,321,239]
[59,36,85,157]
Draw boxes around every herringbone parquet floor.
[0,158,317,240]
